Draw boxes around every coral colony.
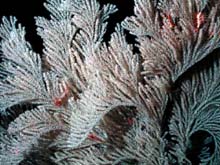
[1,0,220,164]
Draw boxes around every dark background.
[0,0,134,54]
